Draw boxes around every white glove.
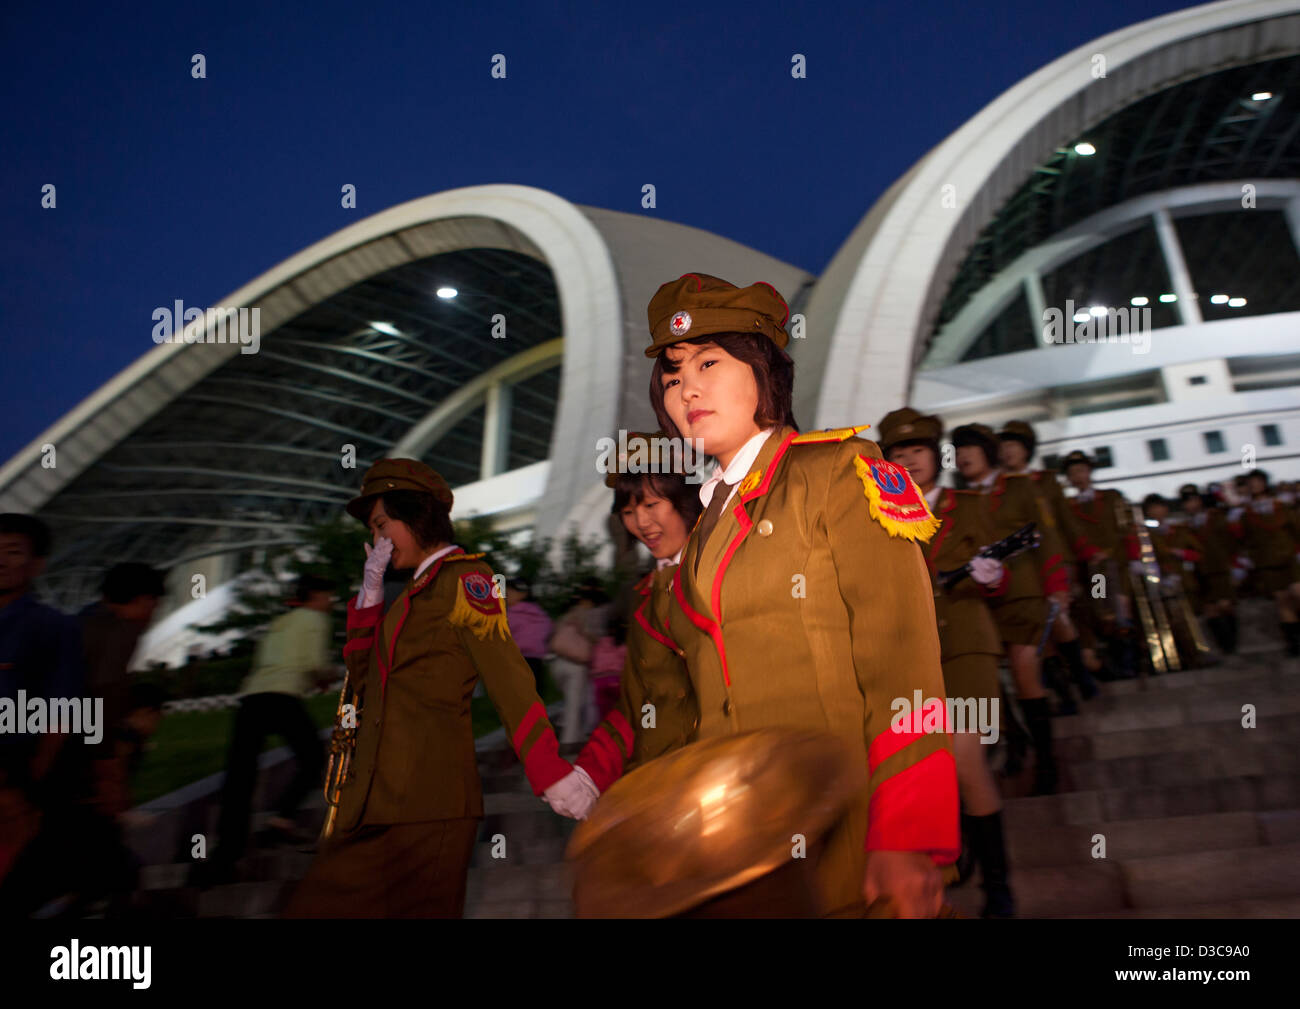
[1162,572,1182,592]
[543,767,599,820]
[968,556,1004,587]
[357,537,393,609]
[1128,559,1147,579]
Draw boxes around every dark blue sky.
[1,0,1192,462]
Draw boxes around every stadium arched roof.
[806,0,1300,428]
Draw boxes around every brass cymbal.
[567,728,866,918]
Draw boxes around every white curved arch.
[811,0,1300,429]
[0,185,624,538]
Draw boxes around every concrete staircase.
[948,600,1300,918]
[118,601,1299,919]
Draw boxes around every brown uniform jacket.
[1235,500,1300,569]
[650,425,959,913]
[1180,509,1234,575]
[922,489,1005,661]
[1068,488,1128,561]
[337,550,569,832]
[575,565,698,792]
[979,472,1070,600]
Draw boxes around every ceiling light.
[1073,312,1089,323]
[1130,296,1149,306]
[1228,297,1247,307]
[1209,294,1229,305]
[370,322,400,336]
[436,287,458,299]
[1159,293,1178,303]
[1252,91,1273,101]
[1089,305,1107,317]
[1074,142,1096,156]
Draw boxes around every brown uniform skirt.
[989,597,1048,647]
[283,818,479,918]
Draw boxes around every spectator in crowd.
[204,574,336,883]
[0,514,86,915]
[548,579,610,745]
[505,578,552,694]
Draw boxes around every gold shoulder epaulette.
[792,424,870,444]
[445,552,487,562]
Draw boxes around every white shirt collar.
[656,545,684,571]
[924,485,943,509]
[1075,486,1095,502]
[699,428,775,510]
[973,468,1000,492]
[414,543,461,582]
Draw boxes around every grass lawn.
[132,673,563,805]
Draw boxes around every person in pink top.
[505,578,553,693]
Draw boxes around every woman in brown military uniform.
[1233,469,1300,656]
[284,459,590,918]
[642,273,959,918]
[571,433,702,799]
[880,408,1015,917]
[1177,484,1238,655]
[950,423,1069,795]
[998,420,1100,704]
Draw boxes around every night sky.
[1,0,1194,463]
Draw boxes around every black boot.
[1058,638,1100,700]
[1022,697,1058,796]
[1206,615,1230,655]
[1283,622,1300,657]
[1225,612,1239,654]
[955,813,977,887]
[1002,703,1029,777]
[968,810,1016,918]
[1041,656,1077,716]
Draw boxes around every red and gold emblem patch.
[853,455,940,542]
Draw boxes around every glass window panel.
[1203,430,1226,454]
[1175,210,1300,321]
[1148,438,1169,462]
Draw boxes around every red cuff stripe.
[868,698,950,772]
[865,749,960,864]
[511,700,548,753]
[605,709,634,755]
[347,596,382,629]
[521,727,572,796]
[575,726,624,793]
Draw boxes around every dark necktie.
[694,479,735,574]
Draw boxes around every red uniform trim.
[1041,553,1068,595]
[923,490,958,577]
[865,749,960,864]
[605,709,634,754]
[672,567,731,687]
[741,431,797,503]
[347,597,382,629]
[634,597,678,652]
[342,638,370,657]
[1072,534,1099,562]
[377,553,459,694]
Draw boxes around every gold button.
[722,698,733,716]
[692,718,700,730]
[757,519,774,536]
[675,648,686,657]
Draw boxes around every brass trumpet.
[1120,501,1180,676]
[320,670,362,841]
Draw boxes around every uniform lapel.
[694,426,797,620]
[378,548,463,692]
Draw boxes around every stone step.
[1080,673,1297,714]
[1003,773,1300,829]
[1002,809,1300,868]
[1096,659,1292,695]
[1051,691,1300,737]
[198,880,294,918]
[948,841,1300,917]
[1054,718,1295,762]
[1065,740,1300,791]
